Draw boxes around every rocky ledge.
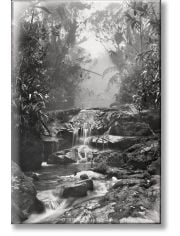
[11,161,45,223]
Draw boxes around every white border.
[0,0,179,235]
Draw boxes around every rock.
[90,135,139,151]
[11,161,45,223]
[123,138,160,170]
[148,158,161,175]
[141,110,161,132]
[62,182,87,198]
[108,136,139,150]
[58,179,94,198]
[78,179,94,191]
[47,149,77,164]
[32,173,39,181]
[57,128,73,141]
[80,174,89,180]
[92,162,108,175]
[108,121,152,136]
[55,179,94,199]
[11,201,28,223]
[113,179,141,189]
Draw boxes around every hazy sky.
[74,1,120,108]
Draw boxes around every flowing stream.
[25,118,115,224]
[25,163,115,223]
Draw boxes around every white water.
[25,169,114,224]
[72,114,94,162]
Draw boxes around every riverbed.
[25,161,115,223]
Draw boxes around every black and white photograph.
[11,0,161,224]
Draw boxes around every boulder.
[11,161,44,223]
[90,135,139,151]
[62,182,87,198]
[78,179,94,191]
[92,162,109,175]
[57,128,73,141]
[123,139,160,170]
[93,150,124,167]
[108,136,139,150]
[11,201,28,223]
[80,174,89,180]
[108,121,152,136]
[56,179,94,198]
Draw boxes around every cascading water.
[25,174,115,223]
[25,109,114,223]
[72,127,80,147]
[71,117,94,162]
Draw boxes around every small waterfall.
[83,123,89,145]
[71,122,93,162]
[72,123,92,147]
[72,127,80,146]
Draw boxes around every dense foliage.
[12,1,91,138]
[89,0,160,110]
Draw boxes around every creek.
[25,113,116,223]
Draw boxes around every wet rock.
[123,139,160,170]
[32,173,39,181]
[113,179,142,189]
[47,149,77,164]
[11,161,45,223]
[108,121,152,136]
[11,201,28,223]
[54,176,160,224]
[90,135,139,151]
[55,200,115,224]
[57,128,73,141]
[108,136,140,150]
[80,174,89,180]
[55,179,94,199]
[62,182,87,198]
[78,179,94,191]
[92,162,108,175]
